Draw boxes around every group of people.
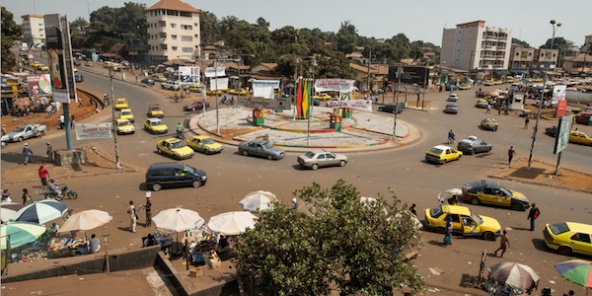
[127,196,152,233]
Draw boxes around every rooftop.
[147,0,200,13]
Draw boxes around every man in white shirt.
[89,234,101,253]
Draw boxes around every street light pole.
[528,19,561,171]
[109,67,121,169]
[214,57,219,135]
[393,66,403,140]
[306,57,316,146]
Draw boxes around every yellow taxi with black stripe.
[115,118,135,135]
[424,204,501,241]
[186,135,223,155]
[156,138,195,160]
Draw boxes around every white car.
[447,94,459,102]
[297,149,348,170]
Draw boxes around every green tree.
[70,17,89,49]
[256,17,270,30]
[336,21,358,54]
[1,6,22,72]
[118,2,147,40]
[200,11,220,45]
[234,179,424,295]
[512,38,530,48]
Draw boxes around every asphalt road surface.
[2,63,591,295]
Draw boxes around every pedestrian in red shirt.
[38,165,49,186]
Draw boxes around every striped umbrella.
[555,260,592,292]
[1,222,47,249]
[489,262,540,292]
[10,200,68,224]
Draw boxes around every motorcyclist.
[48,179,59,195]
[448,130,455,144]
[176,122,184,138]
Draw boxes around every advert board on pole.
[44,14,70,104]
[179,66,200,84]
[553,114,573,154]
[60,15,76,101]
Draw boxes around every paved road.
[2,59,591,295]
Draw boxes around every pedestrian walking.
[486,104,491,114]
[443,216,453,245]
[38,165,49,186]
[22,143,33,165]
[494,230,510,257]
[507,146,516,167]
[1,124,6,136]
[59,115,65,129]
[144,197,152,226]
[128,200,137,233]
[46,142,53,162]
[524,117,530,129]
[22,188,32,205]
[527,203,540,231]
[498,105,502,116]
[70,115,75,129]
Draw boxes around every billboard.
[388,66,429,86]
[553,114,573,154]
[204,67,225,78]
[314,79,355,92]
[44,14,70,103]
[27,74,52,97]
[75,123,113,140]
[326,99,373,112]
[252,80,280,99]
[179,66,200,84]
[209,77,229,90]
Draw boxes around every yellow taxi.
[114,98,129,110]
[156,138,195,160]
[206,89,227,96]
[153,75,167,82]
[144,118,168,134]
[569,131,592,146]
[493,80,503,85]
[313,93,332,100]
[533,77,543,82]
[186,135,224,155]
[543,222,592,256]
[480,118,499,131]
[483,80,495,86]
[228,88,248,95]
[115,118,135,135]
[424,204,501,240]
[147,104,164,118]
[119,108,135,122]
[506,77,516,83]
[457,83,471,90]
[35,64,49,71]
[84,61,94,67]
[425,145,462,165]
[461,180,530,211]
[188,84,202,92]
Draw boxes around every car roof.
[121,108,132,112]
[116,118,130,123]
[147,118,162,123]
[433,145,451,150]
[148,162,184,170]
[309,149,328,154]
[466,180,499,189]
[163,138,181,143]
[194,135,211,140]
[247,139,268,144]
[442,205,471,216]
[563,222,592,232]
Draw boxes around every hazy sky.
[2,0,591,48]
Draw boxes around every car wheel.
[435,227,446,234]
[157,148,162,154]
[493,126,498,131]
[267,154,274,160]
[311,164,319,171]
[242,150,248,156]
[152,184,162,191]
[339,160,346,167]
[1,141,6,147]
[192,180,202,188]
[469,149,474,155]
[557,246,572,255]
[482,232,496,241]
[457,155,461,161]
[470,198,480,205]
[18,136,24,142]
[192,107,196,111]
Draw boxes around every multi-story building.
[21,14,45,45]
[509,44,535,72]
[583,34,592,54]
[535,48,560,70]
[440,20,512,72]
[146,0,201,64]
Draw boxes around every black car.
[141,77,155,86]
[457,136,492,155]
[377,102,405,114]
[545,126,558,137]
[145,162,207,191]
[74,73,83,82]
[444,104,458,114]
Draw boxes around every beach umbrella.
[1,202,23,211]
[208,211,258,236]
[58,210,113,233]
[10,200,68,224]
[240,190,277,212]
[555,260,592,292]
[152,208,204,233]
[1,222,47,250]
[1,208,17,223]
[489,262,540,292]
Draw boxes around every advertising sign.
[179,66,200,84]
[326,99,373,112]
[27,74,53,97]
[75,123,113,140]
[314,79,355,92]
[553,114,573,154]
[253,80,280,99]
[552,85,567,116]
[44,14,69,103]
[388,66,429,86]
[204,67,225,78]
[209,77,229,90]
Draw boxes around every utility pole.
[109,67,121,169]
[367,50,372,94]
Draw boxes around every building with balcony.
[583,34,592,54]
[20,14,45,45]
[146,0,201,64]
[440,20,512,72]
[509,44,535,72]
[534,48,560,70]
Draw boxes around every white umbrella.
[152,208,204,233]
[240,190,277,212]
[208,211,258,236]
[58,210,113,233]
[1,208,17,223]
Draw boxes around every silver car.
[297,149,348,170]
[457,136,492,155]
[238,139,285,160]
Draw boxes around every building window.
[171,23,177,28]
[180,25,192,30]
[172,35,177,40]
[194,34,198,38]
[182,47,193,53]
[181,36,193,41]
[172,46,178,51]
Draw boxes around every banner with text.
[209,77,229,91]
[237,96,291,110]
[314,79,355,92]
[27,74,53,97]
[75,123,113,140]
[326,99,372,112]
[253,80,280,99]
[204,67,226,78]
[179,66,200,84]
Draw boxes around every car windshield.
[201,138,214,145]
[430,206,444,218]
[13,127,25,132]
[152,120,162,125]
[262,142,274,149]
[117,100,125,104]
[122,111,131,116]
[118,121,131,126]
[150,106,161,111]
[171,141,186,149]
[183,165,195,174]
[548,222,570,235]
[304,151,316,158]
[429,148,444,154]
[470,211,484,225]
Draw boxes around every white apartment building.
[440,20,512,72]
[21,14,46,45]
[146,0,201,64]
[583,34,592,54]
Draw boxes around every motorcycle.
[176,128,186,140]
[45,184,78,200]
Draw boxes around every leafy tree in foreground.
[1,6,21,72]
[234,179,424,295]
